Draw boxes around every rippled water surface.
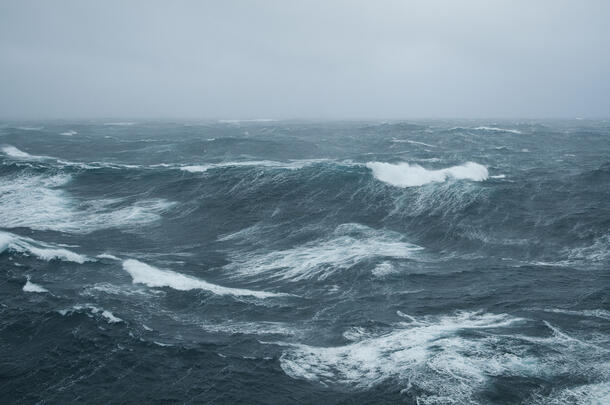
[1,120,609,404]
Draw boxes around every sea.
[0,119,608,404]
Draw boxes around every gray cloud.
[1,0,609,119]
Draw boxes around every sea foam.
[0,172,174,233]
[2,145,43,159]
[0,231,88,263]
[23,278,49,293]
[279,311,528,402]
[180,159,328,173]
[122,259,283,298]
[224,223,422,281]
[366,161,488,187]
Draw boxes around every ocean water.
[1,120,609,404]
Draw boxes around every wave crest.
[0,231,89,263]
[122,259,284,299]
[366,161,488,187]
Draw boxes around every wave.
[538,308,610,321]
[15,126,43,131]
[180,159,329,173]
[122,259,284,298]
[390,138,436,148]
[279,311,528,402]
[533,382,610,405]
[278,311,609,403]
[23,277,49,293]
[59,304,123,323]
[0,231,89,263]
[224,223,422,281]
[103,122,136,126]
[474,126,522,134]
[0,171,174,233]
[2,145,45,160]
[60,130,78,136]
[218,118,277,123]
[366,161,488,187]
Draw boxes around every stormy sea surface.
[1,120,609,404]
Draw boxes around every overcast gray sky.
[1,0,609,119]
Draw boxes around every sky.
[1,0,609,119]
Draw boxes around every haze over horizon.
[1,0,609,119]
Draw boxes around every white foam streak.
[180,159,328,173]
[391,139,436,147]
[474,126,522,134]
[0,231,88,263]
[60,304,123,323]
[122,259,283,298]
[225,223,422,281]
[366,161,488,187]
[541,308,610,321]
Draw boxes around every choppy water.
[1,120,609,404]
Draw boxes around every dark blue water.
[1,120,609,404]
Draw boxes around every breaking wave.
[122,259,284,298]
[0,231,89,263]
[366,161,488,187]
[279,311,608,404]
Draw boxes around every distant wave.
[390,139,436,148]
[15,126,43,131]
[103,122,136,126]
[473,126,522,134]
[122,259,284,298]
[0,231,89,263]
[218,119,277,123]
[224,223,422,281]
[2,145,44,160]
[180,159,329,173]
[366,161,488,187]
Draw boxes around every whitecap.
[60,130,78,136]
[2,145,44,160]
[122,259,284,298]
[371,261,398,277]
[59,304,123,323]
[366,161,488,188]
[533,382,610,405]
[473,126,522,134]
[390,139,436,147]
[0,231,89,263]
[180,159,328,173]
[23,278,49,293]
[97,253,120,260]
